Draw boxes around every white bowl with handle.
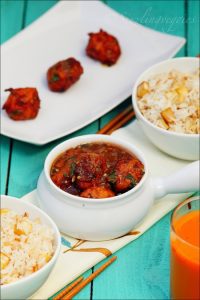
[37,134,199,241]
[132,57,199,160]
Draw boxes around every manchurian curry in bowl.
[50,142,144,199]
[37,134,149,240]
[38,134,198,241]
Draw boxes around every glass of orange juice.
[170,196,200,299]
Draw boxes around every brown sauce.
[50,142,144,199]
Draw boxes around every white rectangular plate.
[1,1,185,145]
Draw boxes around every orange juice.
[171,209,200,299]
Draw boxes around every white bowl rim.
[1,195,61,289]
[44,134,148,204]
[132,56,199,138]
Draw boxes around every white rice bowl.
[1,195,61,300]
[132,57,199,160]
[1,208,55,285]
[136,68,199,134]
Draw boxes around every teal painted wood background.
[1,1,199,299]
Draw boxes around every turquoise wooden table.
[1,1,199,299]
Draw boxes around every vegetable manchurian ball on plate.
[47,57,84,92]
[2,88,40,121]
[86,29,121,66]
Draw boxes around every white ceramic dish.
[37,134,199,241]
[1,1,185,145]
[132,57,199,160]
[1,195,61,300]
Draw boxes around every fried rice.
[137,68,200,134]
[0,208,54,285]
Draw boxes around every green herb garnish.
[51,74,60,82]
[11,109,22,115]
[108,171,117,184]
[70,162,76,176]
[125,174,136,187]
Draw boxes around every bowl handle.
[152,161,199,199]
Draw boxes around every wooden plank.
[187,0,200,56]
[93,214,171,300]
[1,0,25,194]
[25,0,57,26]
[0,0,24,44]
[94,1,186,300]
[0,136,10,194]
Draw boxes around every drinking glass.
[170,196,200,299]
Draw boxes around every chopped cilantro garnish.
[125,174,136,187]
[108,171,117,184]
[70,162,76,176]
[11,109,22,115]
[51,74,60,82]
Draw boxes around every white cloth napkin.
[23,121,190,299]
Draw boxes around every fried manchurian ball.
[47,57,84,92]
[115,159,144,192]
[74,153,107,190]
[2,88,40,121]
[86,29,121,66]
[80,186,115,199]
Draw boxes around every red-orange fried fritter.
[75,153,107,190]
[80,186,115,199]
[115,159,144,192]
[47,58,84,92]
[86,29,121,66]
[2,88,40,121]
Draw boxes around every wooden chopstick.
[97,104,134,134]
[106,110,135,135]
[63,256,117,299]
[52,276,84,300]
